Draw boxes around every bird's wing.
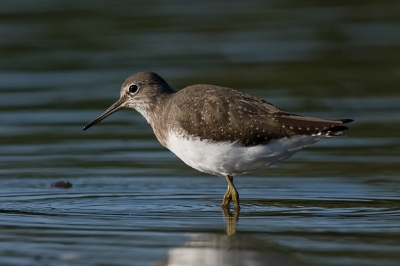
[171,85,352,146]
[272,112,353,136]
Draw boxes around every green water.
[1,1,399,265]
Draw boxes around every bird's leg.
[222,175,240,210]
[222,185,232,207]
[229,176,240,211]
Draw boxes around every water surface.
[1,1,400,265]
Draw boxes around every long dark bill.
[83,100,123,131]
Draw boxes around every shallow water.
[1,1,400,265]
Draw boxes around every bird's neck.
[136,90,176,147]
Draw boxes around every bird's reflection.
[154,209,303,266]
[154,234,301,266]
[221,206,239,235]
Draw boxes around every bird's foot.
[222,186,232,207]
[221,186,240,211]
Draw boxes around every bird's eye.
[128,84,139,94]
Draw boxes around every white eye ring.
[128,84,139,94]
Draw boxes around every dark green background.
[0,1,399,265]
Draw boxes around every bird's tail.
[275,114,354,137]
[320,119,353,137]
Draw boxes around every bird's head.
[83,71,174,131]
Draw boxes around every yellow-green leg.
[221,175,240,210]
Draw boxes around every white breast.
[166,131,322,177]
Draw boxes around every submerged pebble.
[51,180,72,188]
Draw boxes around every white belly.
[166,131,322,177]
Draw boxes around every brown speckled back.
[165,84,351,146]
